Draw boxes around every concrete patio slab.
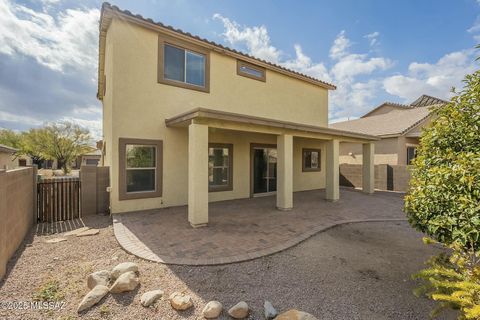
[113,188,406,265]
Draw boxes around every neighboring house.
[331,95,447,166]
[0,144,32,169]
[97,3,378,226]
[0,144,18,170]
[80,149,102,167]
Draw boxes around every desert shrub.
[405,69,480,319]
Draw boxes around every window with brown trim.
[237,60,266,82]
[208,143,233,192]
[119,138,163,200]
[302,148,321,172]
[158,34,210,92]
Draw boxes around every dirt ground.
[0,216,456,320]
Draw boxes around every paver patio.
[113,188,406,265]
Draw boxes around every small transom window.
[237,60,266,82]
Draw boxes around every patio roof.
[165,107,379,142]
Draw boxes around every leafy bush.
[404,70,480,250]
[405,69,480,319]
[413,239,480,319]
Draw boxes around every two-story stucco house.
[97,3,378,227]
[331,95,447,166]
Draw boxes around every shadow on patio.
[113,188,406,265]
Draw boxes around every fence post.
[80,166,97,216]
[31,165,38,224]
[0,169,6,279]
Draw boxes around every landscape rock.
[65,227,89,236]
[77,285,109,313]
[169,292,193,310]
[140,289,164,307]
[109,271,139,293]
[111,262,138,279]
[45,238,67,244]
[275,309,318,320]
[228,301,249,319]
[264,300,278,319]
[76,229,99,237]
[87,270,111,289]
[202,300,222,318]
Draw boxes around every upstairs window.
[158,35,210,92]
[302,148,321,172]
[164,44,205,87]
[237,60,266,82]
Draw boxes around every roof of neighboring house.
[0,144,18,154]
[330,106,433,137]
[361,94,447,118]
[410,94,448,107]
[83,149,102,156]
[97,3,336,100]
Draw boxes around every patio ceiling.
[165,107,379,143]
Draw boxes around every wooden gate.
[37,177,81,222]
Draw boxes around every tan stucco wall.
[0,152,22,170]
[0,167,35,279]
[339,136,420,165]
[102,18,330,214]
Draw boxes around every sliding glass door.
[252,147,277,195]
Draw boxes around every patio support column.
[188,122,209,227]
[325,139,339,201]
[276,134,293,210]
[362,142,375,194]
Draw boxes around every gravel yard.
[0,216,455,320]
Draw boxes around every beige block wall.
[0,167,35,279]
[339,137,399,165]
[103,18,330,214]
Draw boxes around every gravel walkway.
[0,216,456,319]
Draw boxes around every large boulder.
[202,300,222,318]
[109,271,139,293]
[140,289,164,307]
[87,270,111,289]
[169,292,193,310]
[275,309,318,320]
[77,285,109,313]
[111,262,138,279]
[264,300,278,319]
[228,301,249,319]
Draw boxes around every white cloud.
[0,110,43,126]
[212,17,394,120]
[329,30,351,59]
[364,31,380,47]
[60,116,102,140]
[213,14,281,63]
[383,49,476,102]
[0,0,100,72]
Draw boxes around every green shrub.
[413,239,480,319]
[404,70,480,250]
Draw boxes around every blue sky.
[0,0,479,139]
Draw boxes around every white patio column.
[362,142,375,194]
[188,123,209,227]
[276,134,293,210]
[325,139,339,201]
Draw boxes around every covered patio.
[113,188,406,265]
[165,107,379,227]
